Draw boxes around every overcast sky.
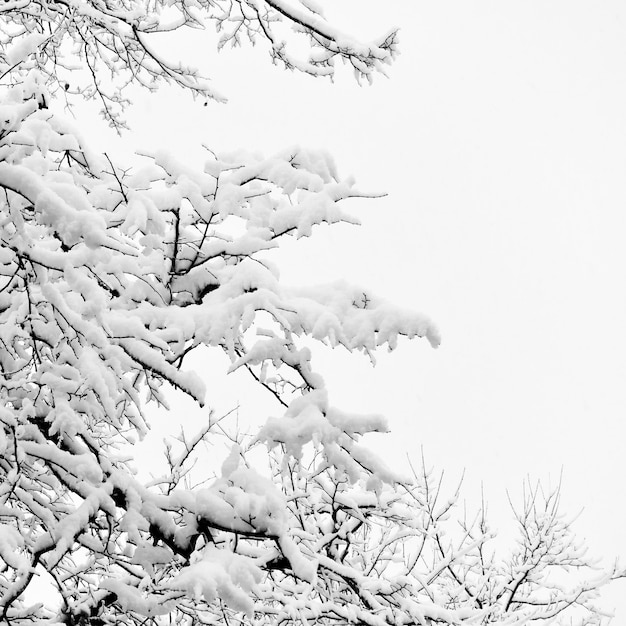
[113,1,626,619]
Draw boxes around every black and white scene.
[0,1,625,624]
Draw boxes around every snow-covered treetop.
[0,2,621,625]
[0,0,398,127]
[0,52,442,625]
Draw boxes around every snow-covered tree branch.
[0,1,622,625]
[0,0,397,127]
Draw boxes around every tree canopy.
[0,1,622,625]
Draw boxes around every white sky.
[114,1,626,620]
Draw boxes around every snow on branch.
[0,0,399,127]
[0,76,447,624]
[0,3,622,626]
